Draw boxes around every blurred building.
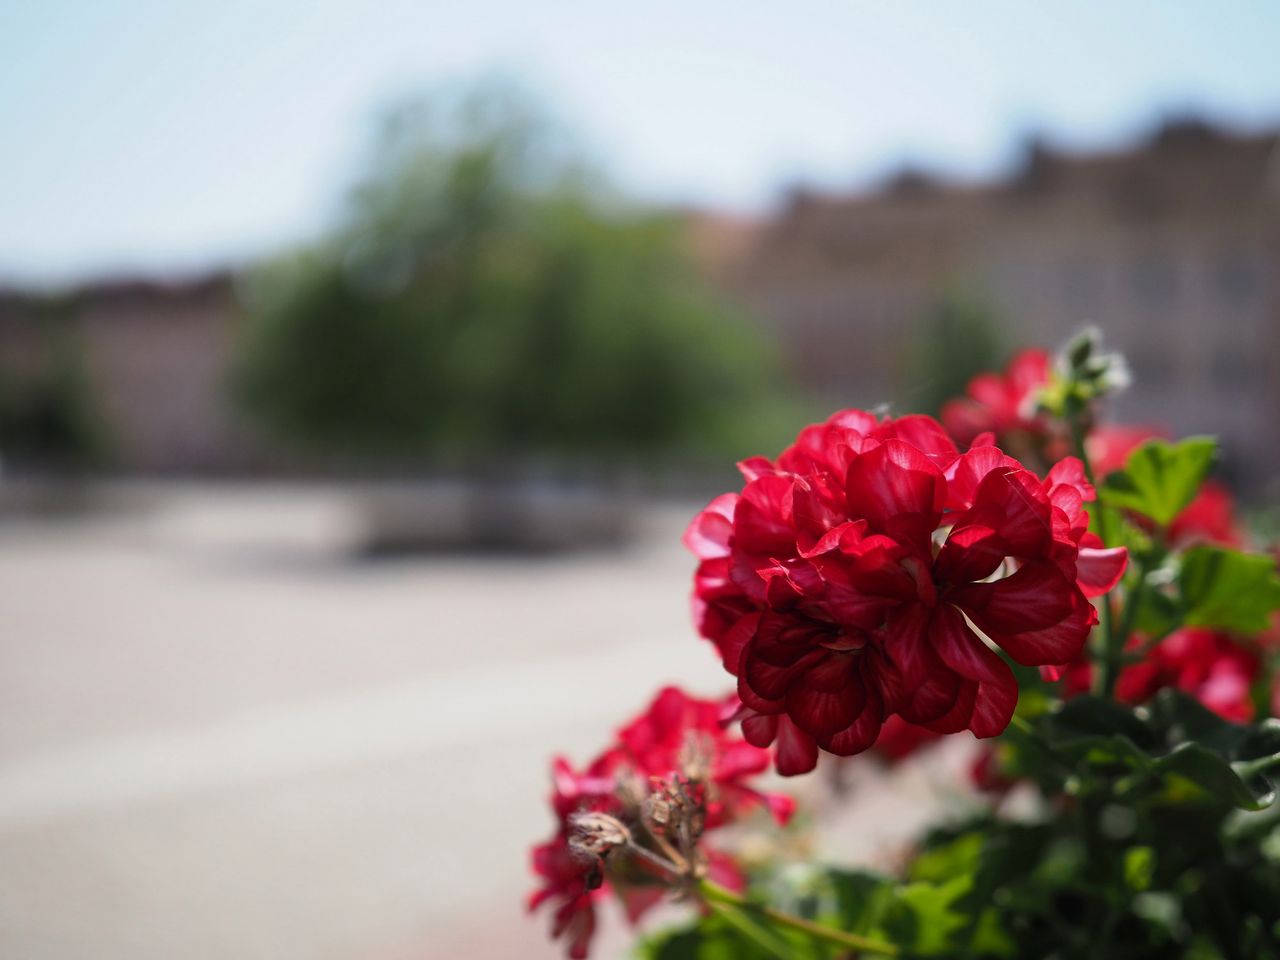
[714,118,1280,493]
[2,118,1278,491]
[0,274,251,473]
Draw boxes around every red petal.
[774,717,820,776]
[845,439,945,553]
[943,444,1017,511]
[784,654,866,737]
[954,560,1094,666]
[1007,348,1052,397]
[737,455,778,482]
[821,671,885,756]
[933,521,1007,584]
[1076,541,1128,598]
[882,603,964,724]
[880,414,959,466]
[734,475,797,554]
[740,711,778,748]
[1046,456,1094,502]
[931,605,1017,738]
[922,678,978,734]
[716,612,760,675]
[683,493,738,559]
[741,646,825,707]
[962,466,1053,557]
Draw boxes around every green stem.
[1068,414,1120,699]
[1112,554,1146,654]
[703,900,793,960]
[699,879,901,957]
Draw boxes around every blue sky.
[2,1,1278,284]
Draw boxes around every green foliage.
[1101,437,1218,526]
[641,690,1280,960]
[234,83,787,463]
[1178,546,1280,635]
[1124,545,1280,640]
[633,332,1280,960]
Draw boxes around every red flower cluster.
[1061,627,1261,723]
[945,351,1243,547]
[528,687,793,958]
[686,410,1127,776]
[942,349,1059,455]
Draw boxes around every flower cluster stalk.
[1067,410,1123,698]
[698,879,901,957]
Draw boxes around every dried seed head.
[644,790,672,830]
[567,811,632,861]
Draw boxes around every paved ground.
[0,485,968,960]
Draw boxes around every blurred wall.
[721,119,1280,494]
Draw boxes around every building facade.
[718,120,1280,494]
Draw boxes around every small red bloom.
[528,687,792,958]
[1061,628,1261,723]
[687,410,1123,776]
[942,349,1056,451]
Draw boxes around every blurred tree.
[234,82,786,469]
[904,292,1007,418]
[0,301,103,470]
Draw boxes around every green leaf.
[908,832,983,884]
[1179,546,1280,634]
[1131,586,1182,640]
[883,875,972,955]
[1124,846,1155,890]
[1043,692,1280,811]
[1102,437,1218,526]
[1047,694,1156,748]
[822,870,896,935]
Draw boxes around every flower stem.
[703,899,794,959]
[699,879,901,957]
[1068,415,1120,699]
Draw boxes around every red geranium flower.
[686,410,1126,776]
[528,687,792,958]
[946,352,1243,547]
[942,348,1056,451]
[1061,627,1261,723]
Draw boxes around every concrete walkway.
[0,485,967,959]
